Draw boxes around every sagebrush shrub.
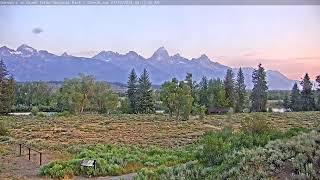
[240,114,271,134]
[0,121,9,136]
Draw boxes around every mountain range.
[0,44,295,90]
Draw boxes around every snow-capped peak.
[61,52,69,57]
[151,47,169,60]
[93,50,119,59]
[172,53,181,58]
[16,44,37,56]
[0,46,16,56]
[198,54,210,61]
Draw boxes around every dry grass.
[0,112,319,151]
[0,112,319,179]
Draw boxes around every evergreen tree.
[316,75,320,110]
[283,94,290,109]
[250,63,268,112]
[208,79,227,108]
[316,75,320,90]
[0,59,15,114]
[300,73,315,111]
[185,73,193,89]
[290,82,301,111]
[127,69,138,113]
[137,69,155,113]
[198,76,209,108]
[224,69,235,108]
[0,59,8,80]
[235,68,246,113]
[185,73,197,104]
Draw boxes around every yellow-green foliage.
[0,121,9,136]
[40,144,194,178]
[216,130,320,179]
[134,126,311,179]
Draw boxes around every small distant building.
[208,107,230,115]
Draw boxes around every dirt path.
[0,145,50,179]
[75,173,137,180]
[0,145,137,180]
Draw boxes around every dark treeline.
[283,73,320,112]
[0,60,15,114]
[13,74,119,114]
[126,63,266,120]
[1,58,320,118]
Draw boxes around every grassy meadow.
[0,112,320,179]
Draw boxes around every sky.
[0,5,319,80]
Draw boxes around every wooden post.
[28,148,31,160]
[40,153,42,165]
[19,144,22,156]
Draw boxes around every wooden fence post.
[28,148,31,160]
[19,144,22,156]
[40,153,42,165]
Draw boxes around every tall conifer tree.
[137,69,155,113]
[235,68,246,113]
[224,69,235,108]
[300,73,315,111]
[250,63,268,112]
[0,59,15,114]
[290,82,301,111]
[198,76,209,108]
[316,75,320,110]
[127,69,138,113]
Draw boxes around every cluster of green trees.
[126,68,248,120]
[15,82,56,112]
[159,64,269,119]
[56,74,119,114]
[284,73,320,111]
[12,75,119,114]
[126,69,155,114]
[160,77,194,120]
[0,60,15,114]
[2,56,319,116]
[126,63,269,120]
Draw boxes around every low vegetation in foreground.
[36,114,318,179]
[135,129,320,180]
[40,145,195,178]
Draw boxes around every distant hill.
[0,44,295,90]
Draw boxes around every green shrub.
[40,144,194,178]
[197,127,233,166]
[240,114,271,134]
[39,160,75,179]
[31,106,39,116]
[37,112,47,117]
[0,121,9,136]
[197,124,310,168]
[214,130,320,179]
[142,127,314,180]
[57,111,71,117]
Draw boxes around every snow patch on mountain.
[0,44,295,89]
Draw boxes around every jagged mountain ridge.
[0,44,294,89]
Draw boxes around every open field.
[2,112,320,149]
[0,112,320,179]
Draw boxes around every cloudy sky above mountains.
[0,5,319,80]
